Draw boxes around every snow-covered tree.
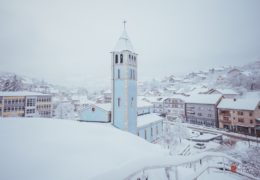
[2,75,22,91]
[54,102,75,119]
[162,118,189,155]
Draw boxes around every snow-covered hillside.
[138,60,260,96]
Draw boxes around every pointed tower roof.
[114,23,134,52]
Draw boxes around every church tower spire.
[111,22,137,134]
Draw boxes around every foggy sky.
[0,0,260,89]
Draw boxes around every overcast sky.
[0,0,260,89]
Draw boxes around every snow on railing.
[91,152,259,180]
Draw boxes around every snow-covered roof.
[137,113,164,128]
[114,29,134,52]
[186,94,222,104]
[137,98,153,108]
[0,118,166,180]
[242,91,260,99]
[217,98,260,111]
[0,91,50,96]
[164,95,187,101]
[94,103,111,112]
[241,71,252,76]
[215,89,239,95]
[103,89,112,94]
[142,96,166,103]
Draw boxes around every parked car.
[194,143,206,149]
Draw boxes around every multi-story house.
[185,94,223,127]
[163,95,186,118]
[218,98,260,136]
[0,91,52,118]
[142,96,166,114]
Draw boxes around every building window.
[156,126,159,135]
[27,99,36,107]
[238,118,244,123]
[118,69,120,79]
[133,70,135,80]
[145,130,147,139]
[198,113,202,116]
[208,114,212,117]
[26,109,35,114]
[120,54,123,63]
[115,54,118,63]
[223,117,229,121]
[118,98,121,107]
[92,107,95,112]
[238,111,243,116]
[250,119,253,124]
[151,127,153,137]
[249,111,253,116]
[131,97,134,107]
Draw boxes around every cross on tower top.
[123,20,127,30]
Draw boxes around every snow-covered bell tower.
[111,22,137,134]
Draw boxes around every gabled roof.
[114,29,134,52]
[217,98,259,111]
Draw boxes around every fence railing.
[92,152,259,180]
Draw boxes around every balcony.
[220,111,231,116]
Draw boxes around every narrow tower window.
[131,97,134,107]
[118,98,121,107]
[118,69,120,79]
[115,54,118,63]
[120,54,123,63]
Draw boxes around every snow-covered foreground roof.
[137,113,163,128]
[0,118,167,180]
[0,91,50,96]
[217,98,260,110]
